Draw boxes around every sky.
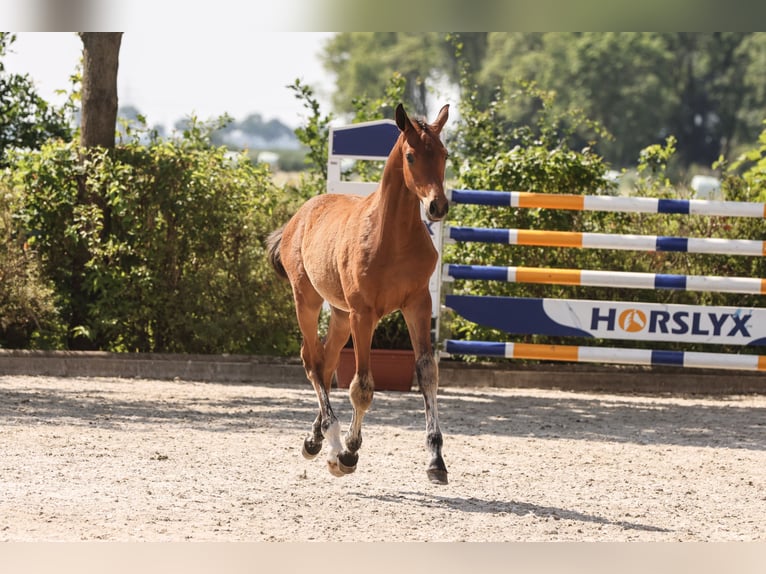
[4,32,336,130]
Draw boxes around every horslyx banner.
[445,295,766,346]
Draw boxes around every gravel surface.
[1,374,765,541]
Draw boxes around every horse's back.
[284,193,365,245]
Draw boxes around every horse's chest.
[365,239,436,287]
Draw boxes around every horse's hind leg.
[402,292,448,485]
[292,287,345,476]
[303,413,324,459]
[304,306,351,460]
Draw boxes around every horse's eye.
[405,152,414,165]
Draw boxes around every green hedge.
[0,185,62,348]
[2,123,302,354]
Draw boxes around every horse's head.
[395,103,450,222]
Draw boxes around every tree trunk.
[67,33,121,349]
[79,33,122,148]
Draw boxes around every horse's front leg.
[338,309,377,474]
[402,292,448,484]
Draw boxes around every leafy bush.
[289,79,332,198]
[728,120,766,202]
[0,182,63,348]
[7,120,302,355]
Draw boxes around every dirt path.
[1,375,764,541]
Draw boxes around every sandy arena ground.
[0,374,764,541]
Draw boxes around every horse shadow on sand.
[350,490,669,534]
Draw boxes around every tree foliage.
[321,32,450,118]
[323,32,766,172]
[0,33,72,166]
[476,32,766,169]
[209,112,297,149]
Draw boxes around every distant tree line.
[321,32,766,172]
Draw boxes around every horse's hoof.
[427,467,448,485]
[302,438,322,460]
[327,460,346,478]
[338,451,358,475]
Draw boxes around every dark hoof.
[427,467,448,485]
[302,438,322,460]
[337,451,358,474]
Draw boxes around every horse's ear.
[432,104,449,134]
[395,103,412,132]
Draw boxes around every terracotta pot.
[336,347,415,392]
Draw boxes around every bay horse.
[267,103,450,484]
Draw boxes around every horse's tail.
[266,225,288,279]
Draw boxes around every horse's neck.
[370,149,422,236]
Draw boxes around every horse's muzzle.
[426,198,449,222]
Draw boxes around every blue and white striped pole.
[448,189,766,218]
[444,264,766,295]
[447,226,766,257]
[444,339,766,371]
